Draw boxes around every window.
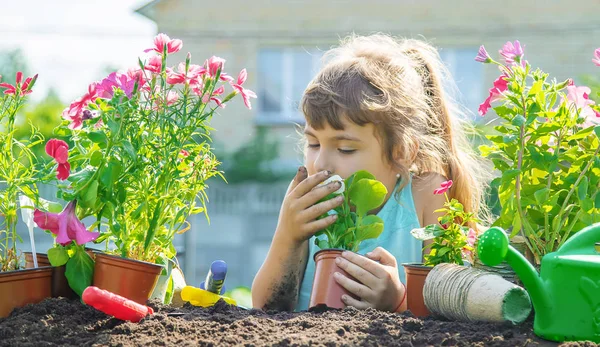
[256,47,484,124]
[257,48,322,124]
[439,48,485,120]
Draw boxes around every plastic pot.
[24,252,76,299]
[309,249,358,310]
[92,253,163,305]
[0,267,53,317]
[402,263,433,317]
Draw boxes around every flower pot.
[402,263,433,317]
[424,263,531,323]
[473,236,536,285]
[92,253,163,305]
[24,252,76,299]
[309,249,359,310]
[0,267,53,318]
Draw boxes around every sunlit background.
[3,0,600,290]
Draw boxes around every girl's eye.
[307,143,320,149]
[338,148,356,154]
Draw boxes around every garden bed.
[0,298,593,346]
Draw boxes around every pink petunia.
[565,84,597,127]
[97,71,142,99]
[34,200,99,246]
[433,180,453,195]
[499,40,524,65]
[478,75,508,116]
[462,228,478,260]
[62,83,98,129]
[231,69,257,109]
[144,33,182,55]
[593,48,600,67]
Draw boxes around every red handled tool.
[82,286,154,322]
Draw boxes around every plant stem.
[551,142,600,251]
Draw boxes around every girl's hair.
[300,33,492,223]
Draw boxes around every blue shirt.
[295,177,424,311]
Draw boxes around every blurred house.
[131,0,600,288]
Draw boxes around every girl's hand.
[274,166,344,245]
[333,247,406,312]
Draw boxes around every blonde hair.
[301,33,491,223]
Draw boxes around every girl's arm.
[251,236,309,311]
[252,168,343,311]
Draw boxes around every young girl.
[252,34,490,313]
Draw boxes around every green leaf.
[581,198,594,213]
[345,170,375,191]
[577,176,589,202]
[82,180,99,205]
[47,246,69,267]
[316,238,330,250]
[107,119,120,135]
[89,150,103,167]
[65,249,94,297]
[355,215,384,242]
[528,80,544,96]
[567,126,595,141]
[511,115,526,127]
[594,125,600,138]
[121,140,137,161]
[501,169,521,185]
[410,224,445,240]
[348,179,387,217]
[164,275,174,305]
[88,131,108,145]
[437,247,451,257]
[534,188,550,205]
[595,194,600,209]
[144,201,163,254]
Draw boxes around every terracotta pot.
[24,252,77,299]
[93,253,163,305]
[309,249,359,310]
[0,267,52,318]
[403,263,433,317]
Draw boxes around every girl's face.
[304,117,399,198]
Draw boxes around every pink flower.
[202,85,225,108]
[0,71,37,96]
[62,83,98,129]
[499,40,524,65]
[144,55,163,74]
[45,139,71,180]
[97,71,139,99]
[462,228,478,260]
[565,84,597,127]
[153,90,179,110]
[433,180,453,195]
[206,56,225,78]
[144,33,182,55]
[593,48,600,67]
[34,200,99,246]
[231,69,257,109]
[474,45,491,63]
[180,149,190,157]
[478,75,508,116]
[166,63,207,85]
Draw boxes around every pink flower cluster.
[61,33,256,131]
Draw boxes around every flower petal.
[33,209,60,234]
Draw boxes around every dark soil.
[0,298,595,346]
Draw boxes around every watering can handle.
[557,222,600,255]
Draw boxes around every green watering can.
[477,223,600,343]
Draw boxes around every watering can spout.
[477,227,552,324]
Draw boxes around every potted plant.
[475,41,600,266]
[0,71,55,317]
[408,179,479,317]
[309,170,388,309]
[34,33,254,304]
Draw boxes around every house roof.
[134,0,161,22]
